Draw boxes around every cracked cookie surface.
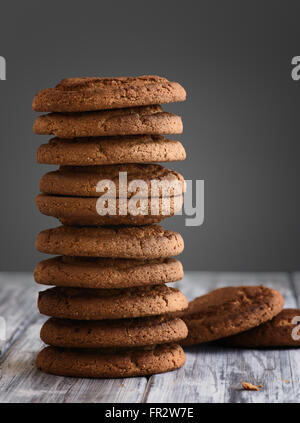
[33,105,183,138]
[39,163,184,197]
[36,343,186,378]
[40,315,188,348]
[38,285,188,320]
[36,225,184,259]
[32,75,186,112]
[36,135,186,165]
[35,193,183,226]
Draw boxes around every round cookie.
[221,309,300,348]
[32,75,186,112]
[39,163,184,197]
[179,285,284,346]
[33,105,183,138]
[36,135,186,166]
[36,194,183,226]
[38,285,188,320]
[36,344,186,378]
[36,225,184,259]
[40,316,188,348]
[34,256,183,288]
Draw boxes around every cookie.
[39,164,184,197]
[33,105,183,138]
[36,225,184,259]
[221,309,300,348]
[34,256,183,289]
[36,194,183,226]
[40,316,188,348]
[36,135,186,166]
[38,285,188,320]
[32,75,186,112]
[36,343,186,378]
[179,286,284,346]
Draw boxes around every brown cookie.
[220,309,300,348]
[38,285,188,320]
[36,135,186,166]
[33,105,183,138]
[179,286,284,346]
[36,225,184,259]
[32,75,186,112]
[39,164,184,197]
[34,256,183,289]
[36,343,186,378]
[36,194,183,226]
[40,316,188,348]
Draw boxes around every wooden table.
[0,271,299,403]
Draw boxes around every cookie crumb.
[258,384,264,388]
[284,380,290,384]
[242,382,259,391]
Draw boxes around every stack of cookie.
[32,76,189,378]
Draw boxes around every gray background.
[0,0,298,271]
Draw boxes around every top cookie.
[32,75,186,112]
[179,285,284,346]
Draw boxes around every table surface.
[0,271,299,403]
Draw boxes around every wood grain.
[0,315,147,403]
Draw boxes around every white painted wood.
[0,273,39,356]
[0,315,147,403]
[146,272,300,403]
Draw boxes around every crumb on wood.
[242,382,259,391]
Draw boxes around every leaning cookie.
[36,344,186,378]
[36,225,184,259]
[40,316,188,349]
[38,285,188,320]
[32,75,186,112]
[178,286,284,346]
[220,309,300,348]
[34,257,183,289]
[36,135,186,166]
[33,105,183,138]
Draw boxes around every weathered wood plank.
[146,272,299,403]
[0,315,148,403]
[1,272,299,403]
[0,273,39,356]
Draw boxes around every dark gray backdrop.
[0,0,298,271]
